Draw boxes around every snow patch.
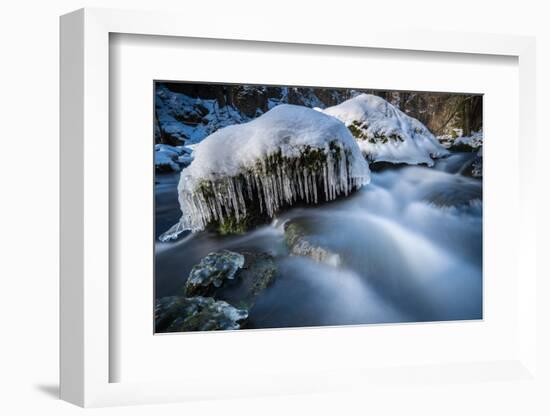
[454,131,483,149]
[155,144,194,172]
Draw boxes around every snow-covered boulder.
[322,94,449,166]
[160,104,370,239]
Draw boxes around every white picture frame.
[60,8,539,408]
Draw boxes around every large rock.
[323,94,449,166]
[154,296,248,332]
[160,104,370,239]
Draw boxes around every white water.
[155,153,482,327]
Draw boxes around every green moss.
[192,140,355,234]
[347,124,369,140]
[217,216,251,235]
[196,180,215,200]
[348,124,363,139]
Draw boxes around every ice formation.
[160,104,370,239]
[185,250,245,296]
[323,94,448,166]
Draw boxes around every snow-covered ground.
[322,94,449,166]
[161,104,370,238]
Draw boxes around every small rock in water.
[155,296,248,332]
[284,219,341,266]
[421,177,481,208]
[184,250,245,297]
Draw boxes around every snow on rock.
[453,130,483,150]
[160,104,370,239]
[323,94,448,166]
[155,84,248,144]
[155,144,194,172]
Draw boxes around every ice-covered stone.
[160,104,370,239]
[184,250,277,309]
[184,250,245,297]
[154,296,248,332]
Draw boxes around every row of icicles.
[164,145,369,236]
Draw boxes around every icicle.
[163,141,369,238]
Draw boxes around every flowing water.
[155,152,482,328]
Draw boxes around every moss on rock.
[154,296,248,332]
[185,140,361,234]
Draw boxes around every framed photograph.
[60,8,539,408]
[153,80,483,333]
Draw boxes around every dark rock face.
[232,86,267,117]
[154,296,248,332]
[155,82,483,146]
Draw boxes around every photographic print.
[154,82,482,333]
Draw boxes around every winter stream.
[155,152,482,328]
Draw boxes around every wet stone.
[154,296,248,332]
[184,250,245,297]
[284,219,341,266]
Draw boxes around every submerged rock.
[284,219,341,266]
[420,176,482,207]
[323,94,448,166]
[230,252,277,308]
[155,296,248,332]
[184,250,245,297]
[159,104,370,240]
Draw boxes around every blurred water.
[155,153,482,328]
